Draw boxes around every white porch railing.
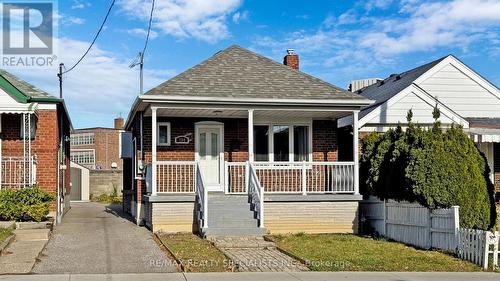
[195,162,208,229]
[155,161,356,195]
[0,156,37,189]
[225,162,247,194]
[251,162,355,194]
[248,162,264,228]
[156,161,196,193]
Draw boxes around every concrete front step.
[13,229,50,241]
[203,227,267,237]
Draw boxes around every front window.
[273,125,289,161]
[254,124,311,162]
[254,126,269,161]
[294,126,309,161]
[157,122,171,146]
[20,114,37,140]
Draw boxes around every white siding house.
[339,55,500,198]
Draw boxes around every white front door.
[196,123,224,192]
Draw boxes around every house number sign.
[175,133,191,144]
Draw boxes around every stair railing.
[195,163,208,229]
[247,162,264,228]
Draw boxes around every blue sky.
[7,0,500,128]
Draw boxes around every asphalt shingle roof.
[357,56,448,119]
[0,69,54,99]
[465,117,500,129]
[145,45,367,101]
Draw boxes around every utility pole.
[130,52,144,95]
[58,63,64,98]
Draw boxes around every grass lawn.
[270,233,480,272]
[90,194,122,204]
[0,227,13,244]
[158,233,232,272]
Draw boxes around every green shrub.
[360,109,496,230]
[0,187,54,222]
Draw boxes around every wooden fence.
[360,197,500,269]
[360,198,459,251]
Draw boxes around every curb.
[0,234,15,256]
[152,233,184,272]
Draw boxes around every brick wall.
[1,109,70,214]
[312,120,338,161]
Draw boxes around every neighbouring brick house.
[0,70,72,222]
[339,55,500,200]
[121,46,373,235]
[70,118,124,201]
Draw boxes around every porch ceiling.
[148,107,349,120]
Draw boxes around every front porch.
[141,105,361,235]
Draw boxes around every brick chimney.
[114,117,124,129]
[283,49,299,70]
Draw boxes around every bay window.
[253,123,311,162]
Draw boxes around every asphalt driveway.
[32,202,176,274]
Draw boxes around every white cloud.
[125,28,158,39]
[251,0,500,84]
[232,10,249,24]
[119,0,243,43]
[71,0,91,10]
[6,38,174,128]
[360,0,500,55]
[54,12,85,25]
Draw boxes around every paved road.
[32,202,176,274]
[1,272,499,280]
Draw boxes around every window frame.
[253,121,312,163]
[156,122,171,146]
[70,149,96,168]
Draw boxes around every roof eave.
[138,94,374,107]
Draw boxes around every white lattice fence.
[457,229,499,269]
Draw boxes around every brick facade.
[1,108,71,215]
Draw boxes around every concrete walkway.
[0,272,499,280]
[31,202,176,274]
[211,236,308,272]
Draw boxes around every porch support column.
[353,111,359,195]
[248,109,254,162]
[151,107,157,196]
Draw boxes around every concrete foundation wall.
[89,170,123,197]
[264,201,359,234]
[149,202,197,233]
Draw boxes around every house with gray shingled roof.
[121,45,373,236]
[338,55,500,199]
[0,69,72,223]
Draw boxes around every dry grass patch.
[158,233,232,272]
[270,233,480,272]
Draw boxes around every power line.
[142,0,155,56]
[63,0,116,74]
